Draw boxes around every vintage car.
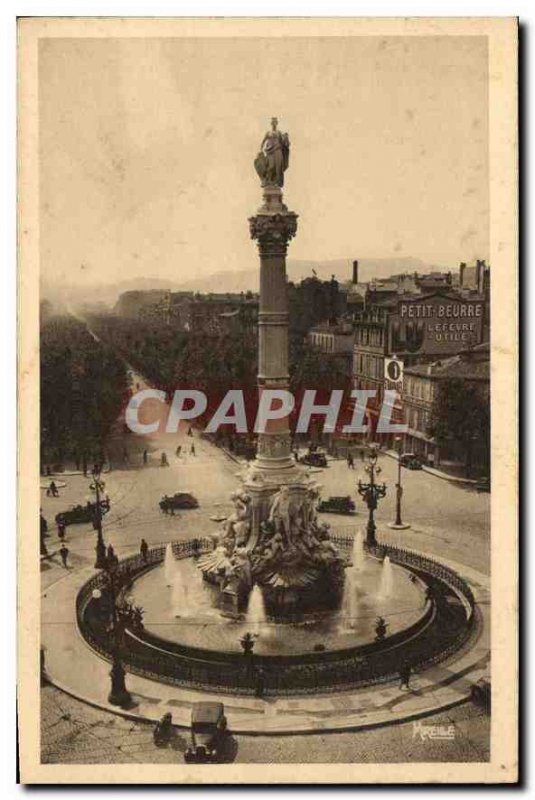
[399,452,423,470]
[317,495,356,515]
[55,499,110,527]
[471,678,491,712]
[159,492,199,513]
[184,702,227,763]
[300,451,328,468]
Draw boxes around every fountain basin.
[128,553,427,656]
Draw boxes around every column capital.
[249,211,298,257]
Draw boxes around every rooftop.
[405,346,489,381]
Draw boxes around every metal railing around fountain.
[76,535,478,697]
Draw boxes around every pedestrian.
[59,543,69,569]
[57,520,66,541]
[46,480,59,497]
[255,666,265,698]
[190,443,196,456]
[40,511,49,557]
[187,426,193,437]
[399,660,411,690]
[140,538,149,562]
[293,449,299,463]
[347,452,354,469]
[176,445,182,457]
[160,452,169,467]
[143,449,148,465]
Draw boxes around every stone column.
[248,186,299,483]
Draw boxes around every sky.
[39,35,489,289]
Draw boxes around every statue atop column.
[254,117,290,188]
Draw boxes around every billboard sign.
[390,293,485,356]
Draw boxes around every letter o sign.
[385,359,403,382]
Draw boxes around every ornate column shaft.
[248,188,298,479]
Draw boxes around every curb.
[382,451,478,485]
[42,671,473,736]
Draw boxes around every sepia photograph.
[17,16,518,784]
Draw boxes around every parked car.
[159,492,199,513]
[474,476,491,493]
[471,678,491,712]
[317,496,356,515]
[399,452,423,470]
[184,702,227,763]
[301,451,328,468]
[55,499,110,527]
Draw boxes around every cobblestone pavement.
[40,379,490,764]
[41,684,489,764]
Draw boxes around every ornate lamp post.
[103,548,132,708]
[388,435,411,530]
[89,467,107,568]
[357,443,387,547]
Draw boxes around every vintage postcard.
[18,17,518,783]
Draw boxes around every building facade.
[402,343,490,473]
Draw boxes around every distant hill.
[171,257,444,293]
[41,257,447,310]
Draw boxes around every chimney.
[352,260,359,285]
[459,262,466,286]
[476,259,486,292]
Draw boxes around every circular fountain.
[77,530,476,697]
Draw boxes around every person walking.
[399,660,412,690]
[161,452,169,467]
[140,538,149,562]
[46,480,59,497]
[143,449,148,466]
[176,445,182,457]
[255,666,265,698]
[347,452,354,469]
[57,520,66,541]
[190,443,196,456]
[59,543,69,569]
[187,426,193,437]
[40,511,49,557]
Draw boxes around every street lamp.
[388,435,411,531]
[89,467,107,568]
[103,548,132,708]
[357,443,387,547]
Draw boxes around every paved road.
[317,452,490,575]
[41,683,489,765]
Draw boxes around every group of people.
[40,510,70,568]
[142,428,197,468]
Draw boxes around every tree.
[427,378,490,477]
[40,315,129,468]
